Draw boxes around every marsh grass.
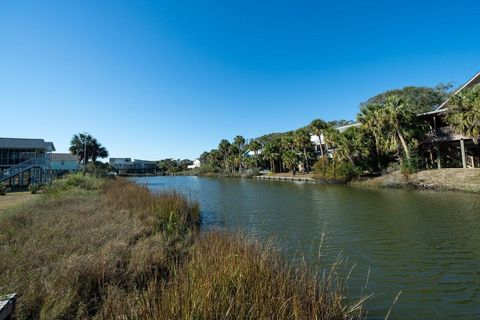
[0,174,366,320]
[104,232,367,320]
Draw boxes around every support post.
[435,143,441,169]
[460,139,467,168]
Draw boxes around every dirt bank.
[351,168,480,193]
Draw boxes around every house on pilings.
[419,71,480,169]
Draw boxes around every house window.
[61,161,65,165]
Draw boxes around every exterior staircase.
[0,159,46,183]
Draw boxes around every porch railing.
[0,158,47,182]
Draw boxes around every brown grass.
[0,192,38,213]
[0,174,366,320]
[103,232,366,320]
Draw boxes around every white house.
[310,123,361,158]
[187,159,201,169]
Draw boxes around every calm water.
[131,176,480,319]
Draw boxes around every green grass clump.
[45,173,104,194]
[0,182,8,195]
[313,158,357,182]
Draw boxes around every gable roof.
[435,71,480,111]
[51,153,78,161]
[0,137,56,151]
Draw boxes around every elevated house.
[51,153,80,173]
[0,137,55,186]
[308,72,480,169]
[419,71,480,168]
[109,158,157,174]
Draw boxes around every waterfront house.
[308,72,480,169]
[419,71,480,168]
[51,153,80,173]
[109,158,157,174]
[0,137,55,186]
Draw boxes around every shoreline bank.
[351,168,480,193]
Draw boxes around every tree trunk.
[373,134,381,171]
[396,128,410,160]
[303,148,309,173]
[347,155,355,166]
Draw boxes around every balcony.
[424,126,466,142]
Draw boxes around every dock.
[253,175,317,183]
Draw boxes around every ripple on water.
[132,176,480,320]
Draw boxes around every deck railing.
[0,158,48,182]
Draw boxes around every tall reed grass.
[0,174,366,319]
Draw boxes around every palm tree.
[447,84,480,143]
[70,133,93,164]
[282,150,299,175]
[324,127,369,166]
[262,142,279,173]
[228,144,240,173]
[293,129,312,173]
[233,135,246,172]
[90,138,109,163]
[218,139,231,172]
[249,140,262,167]
[358,96,417,165]
[381,95,415,161]
[70,133,109,165]
[358,103,384,170]
[309,119,329,157]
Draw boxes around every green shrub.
[28,184,42,194]
[45,173,104,194]
[313,158,357,182]
[0,182,7,196]
[196,164,220,175]
[400,151,421,175]
[334,161,357,182]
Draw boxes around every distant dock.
[253,175,316,183]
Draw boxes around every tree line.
[197,83,480,179]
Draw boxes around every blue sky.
[1,0,479,160]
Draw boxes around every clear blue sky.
[1,0,479,160]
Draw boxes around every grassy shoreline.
[0,174,366,319]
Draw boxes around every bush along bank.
[0,174,367,320]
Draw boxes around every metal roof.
[0,138,55,151]
[435,71,480,111]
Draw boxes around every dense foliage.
[361,84,452,114]
[157,158,193,174]
[447,84,480,143]
[197,84,453,181]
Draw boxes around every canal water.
[131,176,480,319]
